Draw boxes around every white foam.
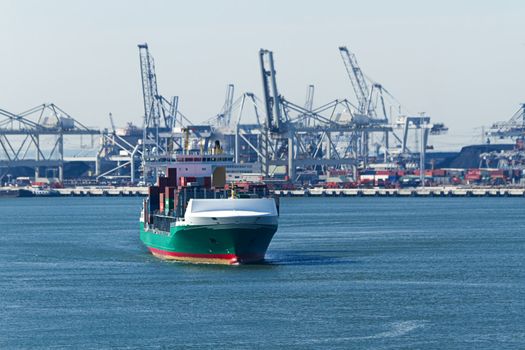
[363,320,426,339]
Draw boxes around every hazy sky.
[2,0,524,150]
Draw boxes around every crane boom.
[259,49,283,132]
[304,84,315,111]
[108,113,116,133]
[138,43,163,129]
[488,103,525,139]
[223,84,235,127]
[339,46,370,115]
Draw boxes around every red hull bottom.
[147,247,264,265]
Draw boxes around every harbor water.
[0,197,524,349]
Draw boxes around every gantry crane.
[487,103,525,140]
[339,46,370,116]
[138,43,189,181]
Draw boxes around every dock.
[273,187,525,197]
[55,187,149,197]
[2,186,525,198]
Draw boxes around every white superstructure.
[181,198,278,226]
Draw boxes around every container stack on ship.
[140,165,279,265]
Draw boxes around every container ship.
[140,161,279,265]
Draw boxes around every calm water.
[0,197,524,349]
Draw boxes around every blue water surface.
[0,197,524,349]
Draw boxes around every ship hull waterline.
[140,222,278,265]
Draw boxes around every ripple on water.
[0,196,524,349]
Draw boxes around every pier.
[2,186,524,198]
[55,187,149,197]
[273,187,525,197]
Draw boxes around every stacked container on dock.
[465,169,481,183]
[413,170,433,177]
[488,169,505,179]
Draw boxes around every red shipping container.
[413,170,433,176]
[174,192,180,215]
[179,176,193,187]
[165,186,176,199]
[465,174,481,181]
[489,170,504,176]
[159,193,165,213]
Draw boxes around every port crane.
[222,84,235,127]
[339,45,449,165]
[339,46,371,117]
[138,43,194,181]
[487,103,525,140]
[338,46,393,163]
[483,103,525,169]
[304,85,315,112]
[0,104,100,181]
[338,46,389,122]
[259,48,388,179]
[138,43,165,178]
[209,84,235,128]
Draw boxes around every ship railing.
[151,214,178,232]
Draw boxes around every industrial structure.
[487,103,525,141]
[207,47,448,181]
[481,103,525,169]
[0,104,99,182]
[3,43,523,188]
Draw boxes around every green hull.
[140,222,278,264]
